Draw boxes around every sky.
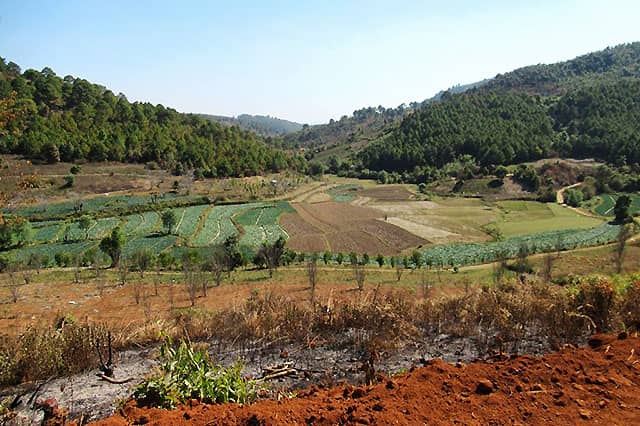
[1,0,639,124]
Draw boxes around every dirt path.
[556,183,601,218]
[95,333,640,426]
[290,182,333,203]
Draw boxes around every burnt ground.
[1,333,551,424]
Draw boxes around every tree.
[132,248,153,278]
[161,210,177,235]
[323,251,332,265]
[41,142,60,164]
[182,250,202,305]
[256,236,286,277]
[100,226,125,268]
[99,227,124,267]
[353,262,366,291]
[222,235,242,274]
[411,250,423,269]
[0,217,32,249]
[614,224,633,273]
[564,189,583,207]
[495,165,508,180]
[306,258,318,303]
[614,195,632,223]
[393,257,404,281]
[375,254,385,267]
[78,215,94,240]
[204,247,227,287]
[63,174,75,188]
[541,252,555,283]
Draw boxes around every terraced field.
[3,200,293,265]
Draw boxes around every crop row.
[3,193,202,220]
[418,223,621,267]
[594,193,640,216]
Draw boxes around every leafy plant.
[133,338,261,409]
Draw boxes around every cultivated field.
[282,201,426,255]
[4,200,292,264]
[593,193,640,216]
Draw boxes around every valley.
[1,36,640,425]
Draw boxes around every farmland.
[3,200,294,265]
[1,175,626,268]
[593,193,640,216]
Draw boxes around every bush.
[132,339,260,409]
[572,276,615,333]
[63,174,75,188]
[55,252,73,267]
[69,164,82,175]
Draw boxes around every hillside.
[483,41,640,95]
[199,113,302,137]
[357,42,640,174]
[0,59,306,177]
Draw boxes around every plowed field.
[281,202,426,255]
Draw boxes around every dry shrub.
[619,279,640,330]
[572,276,615,333]
[0,317,109,386]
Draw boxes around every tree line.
[0,58,306,177]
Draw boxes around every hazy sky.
[1,0,639,123]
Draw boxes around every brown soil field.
[94,332,640,425]
[357,185,416,201]
[282,202,426,255]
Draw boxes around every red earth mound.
[93,333,640,425]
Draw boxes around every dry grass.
[2,267,639,386]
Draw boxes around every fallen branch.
[97,373,134,384]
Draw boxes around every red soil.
[92,333,640,425]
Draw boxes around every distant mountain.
[200,113,303,137]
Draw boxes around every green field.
[236,201,295,246]
[496,201,603,237]
[418,222,621,268]
[325,184,361,202]
[593,193,640,216]
[3,193,201,220]
[4,200,293,265]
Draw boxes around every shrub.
[620,279,640,330]
[133,339,260,408]
[572,276,616,333]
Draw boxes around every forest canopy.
[0,58,306,177]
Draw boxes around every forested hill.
[282,79,489,159]
[0,59,306,177]
[482,42,640,95]
[199,113,302,137]
[357,42,640,173]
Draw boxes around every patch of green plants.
[325,184,361,202]
[594,193,640,216]
[133,338,261,409]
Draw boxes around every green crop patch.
[325,184,361,202]
[594,193,640,216]
[419,222,620,268]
